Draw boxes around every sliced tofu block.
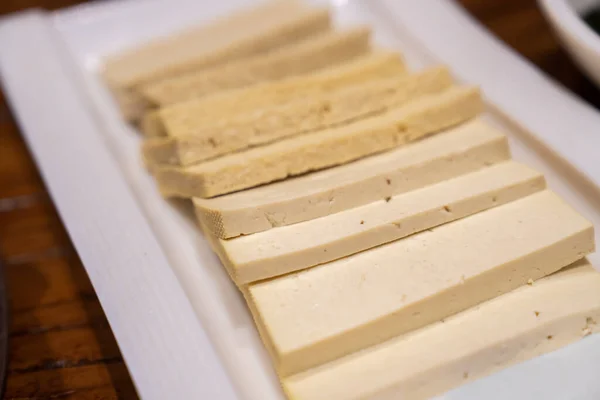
[146,50,407,138]
[104,0,330,88]
[194,119,510,239]
[283,260,600,400]
[142,66,453,166]
[215,161,546,284]
[247,190,594,375]
[139,27,371,107]
[154,86,482,198]
[103,0,331,120]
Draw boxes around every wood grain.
[0,28,139,397]
[5,364,137,399]
[11,300,108,336]
[458,0,600,108]
[0,0,598,399]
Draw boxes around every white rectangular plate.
[0,1,599,399]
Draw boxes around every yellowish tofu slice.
[283,260,600,400]
[194,119,510,239]
[246,190,594,375]
[141,66,453,166]
[215,161,546,284]
[103,0,331,121]
[143,50,406,138]
[138,26,372,107]
[104,0,330,88]
[154,86,482,198]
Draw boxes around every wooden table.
[0,0,598,399]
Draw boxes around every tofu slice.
[103,0,331,121]
[138,27,372,107]
[246,190,594,375]
[154,86,482,198]
[283,260,600,400]
[144,50,407,138]
[142,66,453,166]
[215,161,546,284]
[104,0,330,88]
[194,119,510,239]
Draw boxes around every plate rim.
[1,1,600,399]
[0,9,240,400]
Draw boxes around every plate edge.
[0,11,240,400]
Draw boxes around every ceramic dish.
[0,1,599,399]
[539,0,600,87]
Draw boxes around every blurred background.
[0,0,599,399]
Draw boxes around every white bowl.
[539,0,600,87]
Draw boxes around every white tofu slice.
[247,190,594,375]
[283,260,600,400]
[195,119,510,238]
[215,161,546,284]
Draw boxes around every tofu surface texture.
[139,51,406,137]
[152,51,407,137]
[141,66,453,166]
[104,3,600,398]
[194,119,510,238]
[104,0,331,120]
[138,27,372,107]
[247,190,594,375]
[216,161,546,284]
[283,260,600,400]
[155,86,483,198]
